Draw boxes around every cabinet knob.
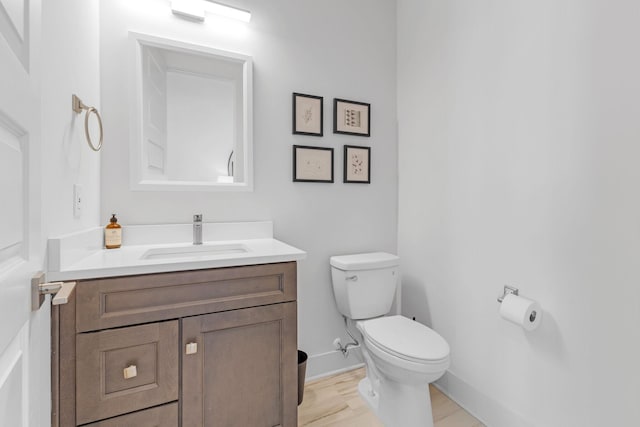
[186,342,198,355]
[123,365,137,379]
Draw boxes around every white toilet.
[330,252,450,427]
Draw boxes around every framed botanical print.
[333,98,370,137]
[293,145,334,182]
[293,93,323,136]
[344,145,370,184]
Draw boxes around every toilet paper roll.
[499,294,542,331]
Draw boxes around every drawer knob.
[186,342,198,355]
[123,365,137,379]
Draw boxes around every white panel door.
[0,0,46,426]
[143,46,167,178]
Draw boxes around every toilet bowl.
[359,315,449,384]
[330,252,450,427]
[357,316,450,427]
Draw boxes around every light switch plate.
[73,184,83,217]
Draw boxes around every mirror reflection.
[130,33,253,191]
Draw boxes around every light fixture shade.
[171,0,206,21]
[204,1,251,22]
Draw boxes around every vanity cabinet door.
[182,302,297,427]
[75,321,179,425]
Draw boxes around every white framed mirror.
[129,32,253,191]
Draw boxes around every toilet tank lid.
[330,252,399,271]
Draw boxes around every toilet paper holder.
[497,285,519,303]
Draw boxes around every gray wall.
[39,2,101,425]
[100,0,398,376]
[398,0,640,425]
[42,0,100,238]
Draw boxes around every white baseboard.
[435,370,532,427]
[304,347,364,383]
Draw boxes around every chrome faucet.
[193,214,203,245]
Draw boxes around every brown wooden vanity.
[51,262,298,427]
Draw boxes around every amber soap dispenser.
[105,214,122,249]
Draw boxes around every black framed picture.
[293,145,334,182]
[293,93,323,136]
[333,98,370,137]
[343,145,370,184]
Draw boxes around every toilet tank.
[330,252,400,320]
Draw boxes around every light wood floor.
[298,368,484,427]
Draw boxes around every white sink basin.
[46,222,308,281]
[141,243,249,260]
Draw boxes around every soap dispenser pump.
[105,214,122,249]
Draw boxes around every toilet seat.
[359,315,449,364]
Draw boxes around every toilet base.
[358,376,434,427]
[358,377,379,412]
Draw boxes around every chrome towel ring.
[72,94,103,152]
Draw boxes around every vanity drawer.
[76,262,296,332]
[83,402,178,427]
[76,321,179,425]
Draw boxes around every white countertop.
[46,222,306,281]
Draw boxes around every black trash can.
[297,350,308,405]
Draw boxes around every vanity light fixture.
[205,1,251,22]
[171,0,251,23]
[171,0,206,21]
